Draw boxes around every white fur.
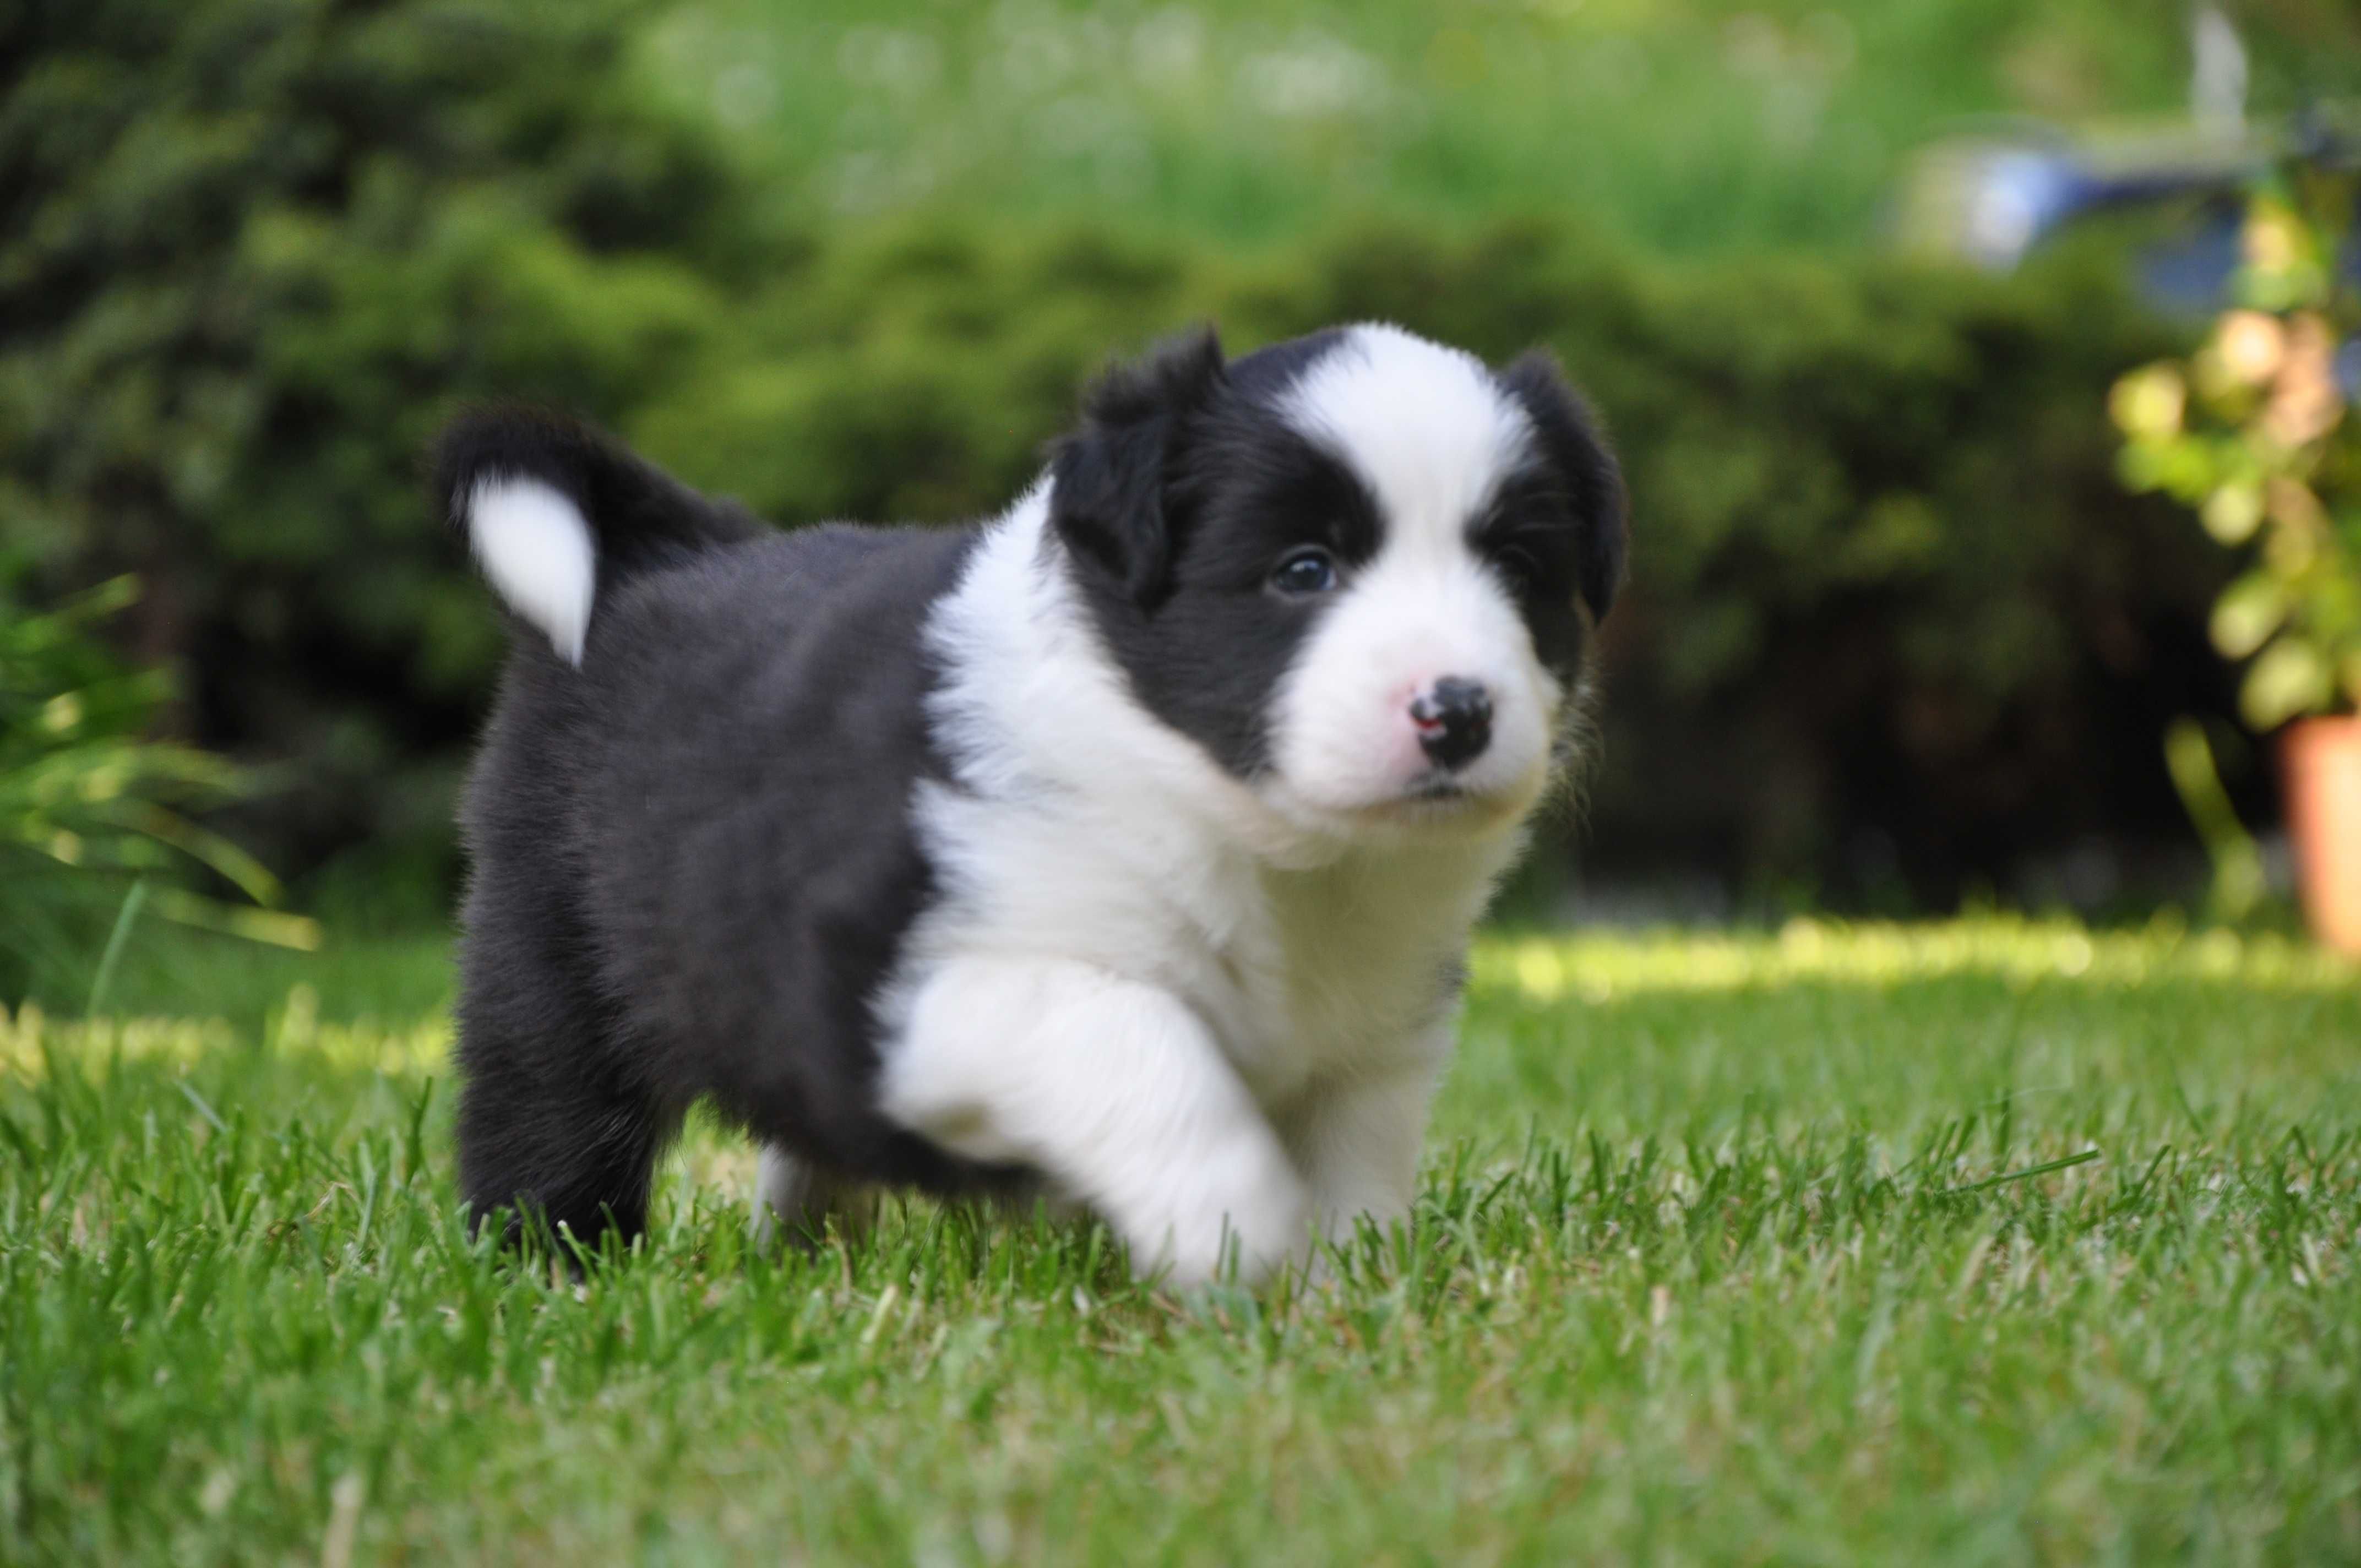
[891,956,1313,1280]
[1274,324,1558,826]
[878,472,1525,1287]
[1282,325,1536,553]
[465,477,596,666]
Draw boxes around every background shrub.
[1,0,755,903]
[2,0,2242,917]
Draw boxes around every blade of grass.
[83,877,148,1019]
[176,1079,227,1136]
[1942,1147,2102,1196]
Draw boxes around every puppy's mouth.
[1342,771,1530,830]
[1261,756,1548,843]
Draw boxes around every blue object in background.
[1900,107,2360,318]
[2136,201,2248,317]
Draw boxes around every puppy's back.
[459,499,987,1185]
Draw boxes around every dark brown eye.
[1271,547,1339,596]
[1494,543,1542,592]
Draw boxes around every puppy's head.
[1051,323,1626,841]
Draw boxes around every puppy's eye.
[1270,547,1339,596]
[1495,545,1541,592]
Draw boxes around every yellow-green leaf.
[2240,639,2335,728]
[2210,574,2287,658]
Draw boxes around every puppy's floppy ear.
[1049,326,1228,606]
[1498,349,1629,623]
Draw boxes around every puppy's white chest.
[1180,863,1473,1109]
[1207,968,1444,1110]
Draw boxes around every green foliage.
[4,920,2355,1559]
[0,0,755,878]
[0,0,2239,900]
[657,0,2361,255]
[0,564,316,1005]
[2114,170,2361,727]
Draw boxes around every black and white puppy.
[441,323,1625,1285]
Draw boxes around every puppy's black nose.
[1410,677,1492,770]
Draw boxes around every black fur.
[1492,351,1628,625]
[450,418,1020,1253]
[1045,326,1228,604]
[433,407,764,586]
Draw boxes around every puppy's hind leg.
[454,1010,677,1261]
[751,1145,877,1250]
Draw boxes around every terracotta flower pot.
[2284,715,2361,955]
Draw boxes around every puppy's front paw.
[1121,1141,1310,1289]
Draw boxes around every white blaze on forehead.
[1276,323,1533,548]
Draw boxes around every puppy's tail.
[433,407,763,666]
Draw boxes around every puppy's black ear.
[1498,350,1629,623]
[1050,326,1227,605]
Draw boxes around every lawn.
[648,0,2361,255]
[3,918,2357,1562]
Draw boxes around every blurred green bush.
[2,0,2234,912]
[2,0,754,905]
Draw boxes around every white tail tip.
[465,477,595,666]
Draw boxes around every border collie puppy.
[440,323,1624,1285]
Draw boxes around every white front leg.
[1282,1059,1441,1253]
[879,959,1310,1286]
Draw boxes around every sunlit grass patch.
[1479,913,2355,1003]
[1,986,451,1085]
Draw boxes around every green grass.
[62,922,456,1042]
[4,917,2358,1562]
[648,0,2361,255]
